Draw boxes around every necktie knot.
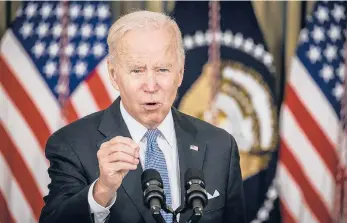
[145,129,160,143]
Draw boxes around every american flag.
[278,1,346,223]
[0,2,118,222]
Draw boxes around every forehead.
[118,28,177,63]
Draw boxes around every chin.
[144,114,165,128]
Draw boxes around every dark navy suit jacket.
[39,97,246,223]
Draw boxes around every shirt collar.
[120,100,175,147]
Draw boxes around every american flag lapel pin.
[190,145,199,151]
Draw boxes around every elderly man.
[39,10,246,223]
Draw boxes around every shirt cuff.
[88,179,117,220]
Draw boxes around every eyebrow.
[153,63,173,68]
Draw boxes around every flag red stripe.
[0,190,15,223]
[0,124,43,221]
[280,199,297,223]
[280,139,332,222]
[86,70,112,110]
[63,99,79,124]
[0,56,50,150]
[285,84,338,177]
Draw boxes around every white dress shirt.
[88,101,181,223]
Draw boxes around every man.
[39,10,246,223]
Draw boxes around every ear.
[107,57,119,91]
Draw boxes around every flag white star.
[25,3,37,18]
[299,28,309,43]
[37,22,49,38]
[48,43,59,58]
[83,4,94,19]
[52,23,62,39]
[324,44,337,62]
[65,43,75,57]
[93,43,105,58]
[74,61,88,78]
[43,61,57,78]
[307,45,321,63]
[96,24,107,39]
[332,4,345,22]
[328,25,341,42]
[194,31,205,46]
[40,3,52,19]
[223,30,233,46]
[312,26,325,43]
[20,22,33,39]
[243,38,254,53]
[32,41,46,58]
[337,63,344,81]
[68,23,78,38]
[60,62,71,75]
[69,4,81,20]
[254,44,264,58]
[55,3,63,18]
[97,4,110,20]
[77,42,90,58]
[55,82,69,95]
[16,8,23,18]
[184,36,194,50]
[319,64,334,83]
[315,6,329,23]
[81,24,92,39]
[333,83,344,100]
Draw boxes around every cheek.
[119,77,141,92]
[159,78,179,99]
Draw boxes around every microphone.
[184,168,208,223]
[141,169,166,223]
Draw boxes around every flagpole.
[207,0,221,126]
[58,0,70,125]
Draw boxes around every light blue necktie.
[144,129,172,223]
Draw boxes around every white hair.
[107,10,185,66]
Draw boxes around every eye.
[158,68,170,73]
[131,69,143,74]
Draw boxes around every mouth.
[142,102,162,110]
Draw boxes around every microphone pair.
[141,168,208,223]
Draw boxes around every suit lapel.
[172,108,207,223]
[98,98,154,223]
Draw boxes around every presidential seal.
[179,30,278,179]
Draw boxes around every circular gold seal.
[179,61,278,179]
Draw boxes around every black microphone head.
[141,168,163,191]
[185,168,204,187]
[184,168,208,209]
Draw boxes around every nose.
[144,72,159,93]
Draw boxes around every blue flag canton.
[296,1,346,117]
[11,1,111,100]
